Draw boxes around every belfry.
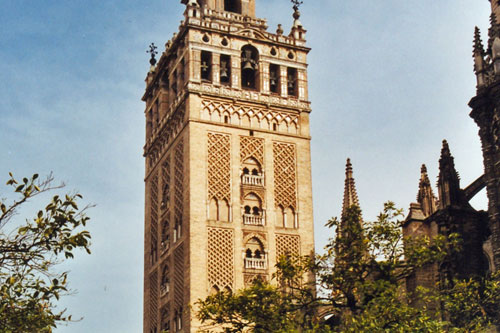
[142,0,314,331]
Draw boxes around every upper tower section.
[143,0,311,161]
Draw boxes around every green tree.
[196,203,499,332]
[0,173,92,332]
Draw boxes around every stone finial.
[416,164,437,217]
[276,24,284,35]
[291,0,303,29]
[147,43,158,71]
[341,158,361,222]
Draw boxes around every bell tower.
[142,0,313,331]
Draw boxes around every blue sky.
[0,0,491,332]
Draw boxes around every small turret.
[417,164,438,217]
[437,140,464,208]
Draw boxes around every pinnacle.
[342,158,361,222]
[439,140,460,184]
[474,26,485,56]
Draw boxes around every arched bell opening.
[220,54,231,85]
[241,45,259,90]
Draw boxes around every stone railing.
[242,174,264,186]
[243,214,265,226]
[244,257,267,270]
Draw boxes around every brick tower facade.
[142,1,314,331]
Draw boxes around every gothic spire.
[437,140,463,208]
[342,158,361,221]
[417,164,437,217]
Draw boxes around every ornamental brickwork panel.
[149,270,158,329]
[150,173,159,264]
[161,156,171,210]
[174,140,184,225]
[273,143,297,209]
[207,228,234,290]
[240,136,264,166]
[208,133,231,202]
[200,99,299,133]
[276,234,301,258]
[174,244,184,308]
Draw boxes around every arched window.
[276,205,284,227]
[209,197,218,221]
[244,237,266,269]
[161,266,170,296]
[241,45,259,90]
[243,193,263,225]
[242,157,263,186]
[284,206,295,228]
[224,0,241,13]
[219,199,230,222]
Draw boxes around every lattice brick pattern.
[149,270,158,328]
[273,143,297,209]
[240,136,264,166]
[276,234,301,259]
[150,174,159,259]
[174,244,184,307]
[162,156,171,207]
[208,133,231,201]
[174,140,184,222]
[208,228,234,290]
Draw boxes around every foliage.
[196,255,329,333]
[196,202,499,332]
[0,173,92,332]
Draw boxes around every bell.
[288,75,295,89]
[220,61,229,80]
[270,72,277,86]
[242,50,255,70]
[243,61,254,71]
[201,61,209,73]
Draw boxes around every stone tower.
[142,0,314,331]
[469,0,500,272]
